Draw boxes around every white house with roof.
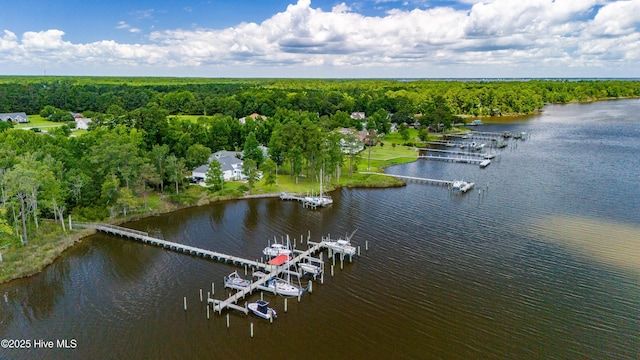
[192,150,245,183]
[0,112,29,123]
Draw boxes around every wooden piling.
[226,313,230,328]
[199,288,203,302]
[250,322,254,338]
[284,298,288,312]
[183,296,187,311]
[207,305,210,319]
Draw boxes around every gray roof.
[0,112,28,123]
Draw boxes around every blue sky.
[1,0,639,78]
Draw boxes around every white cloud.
[0,0,638,77]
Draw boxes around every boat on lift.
[451,180,475,193]
[265,277,305,297]
[304,169,333,208]
[248,300,277,320]
[323,229,358,257]
[263,243,292,257]
[224,271,252,290]
[298,262,323,278]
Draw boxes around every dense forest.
[1,77,639,246]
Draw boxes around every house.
[337,128,365,154]
[350,112,366,120]
[192,150,245,183]
[75,117,92,130]
[238,113,267,125]
[0,112,29,123]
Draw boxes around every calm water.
[1,100,639,359]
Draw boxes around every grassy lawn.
[14,115,67,130]
[247,143,418,195]
[168,115,207,123]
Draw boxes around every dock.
[417,154,484,165]
[361,172,457,187]
[418,148,494,158]
[73,222,271,271]
[279,192,329,209]
[209,240,325,313]
[76,221,359,316]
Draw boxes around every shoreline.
[0,170,408,285]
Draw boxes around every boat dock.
[73,222,271,271]
[76,221,361,316]
[361,172,455,187]
[279,192,330,209]
[417,154,485,165]
[209,240,325,314]
[418,148,493,158]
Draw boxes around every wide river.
[1,100,639,359]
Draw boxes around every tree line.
[1,77,639,245]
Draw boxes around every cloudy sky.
[1,0,639,78]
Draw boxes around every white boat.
[304,168,333,208]
[265,277,305,297]
[248,300,277,320]
[468,119,483,126]
[451,180,475,193]
[323,229,357,257]
[263,243,292,257]
[298,262,323,278]
[304,195,333,207]
[224,271,252,290]
[479,159,491,168]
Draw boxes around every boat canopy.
[268,254,291,265]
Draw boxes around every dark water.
[1,100,639,359]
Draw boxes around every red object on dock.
[268,254,291,265]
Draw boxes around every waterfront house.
[192,150,245,183]
[0,112,29,123]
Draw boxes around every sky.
[1,0,639,78]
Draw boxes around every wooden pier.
[360,172,454,186]
[418,148,492,158]
[73,222,271,271]
[76,222,355,316]
[417,154,484,165]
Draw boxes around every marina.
[74,221,361,318]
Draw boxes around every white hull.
[263,243,292,257]
[248,301,277,320]
[324,239,356,256]
[299,263,322,277]
[224,271,252,290]
[267,278,304,297]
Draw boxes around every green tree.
[185,143,211,170]
[166,155,187,194]
[242,158,259,194]
[242,131,263,167]
[262,158,277,189]
[136,163,161,209]
[398,123,410,142]
[205,161,224,191]
[149,144,169,192]
[115,187,138,217]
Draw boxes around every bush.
[72,205,109,221]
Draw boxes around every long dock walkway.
[417,154,484,165]
[360,172,454,186]
[418,148,491,158]
[73,222,270,271]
